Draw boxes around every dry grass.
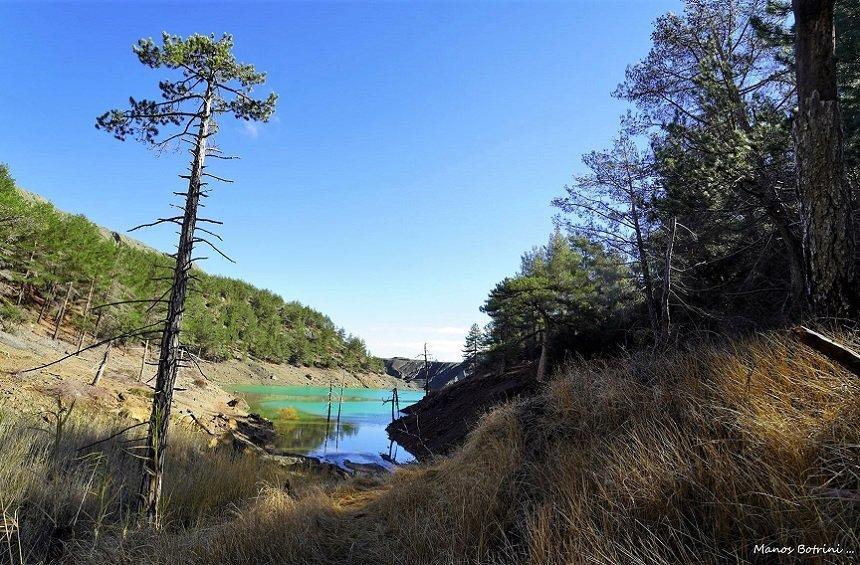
[0,402,306,564]
[10,331,860,564]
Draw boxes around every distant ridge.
[383,357,469,390]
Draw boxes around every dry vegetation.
[0,405,334,564]
[23,330,852,564]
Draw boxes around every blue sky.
[0,0,678,361]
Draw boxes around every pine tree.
[462,323,483,368]
[96,33,277,525]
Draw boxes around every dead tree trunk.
[660,218,677,342]
[37,283,56,324]
[17,247,36,306]
[91,341,113,386]
[138,339,149,382]
[76,279,95,354]
[52,281,74,340]
[138,89,212,526]
[792,0,857,317]
[92,309,103,342]
[536,328,549,381]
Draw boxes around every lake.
[233,384,425,467]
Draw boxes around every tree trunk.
[536,315,550,381]
[76,279,95,354]
[632,206,658,333]
[37,283,56,324]
[660,218,677,342]
[138,89,211,526]
[91,341,113,386]
[792,0,857,317]
[93,310,103,342]
[52,281,74,340]
[624,164,659,333]
[138,339,149,382]
[17,248,37,305]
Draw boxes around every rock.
[383,357,469,390]
[387,362,539,460]
[343,460,388,476]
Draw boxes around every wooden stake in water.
[323,380,333,454]
[335,379,344,449]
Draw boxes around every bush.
[0,300,24,330]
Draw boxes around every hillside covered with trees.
[469,0,860,376]
[0,164,381,371]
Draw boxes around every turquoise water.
[234,385,424,466]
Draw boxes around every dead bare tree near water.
[95,33,276,525]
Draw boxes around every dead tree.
[660,218,677,342]
[91,341,113,386]
[422,343,432,394]
[96,33,276,526]
[52,281,74,340]
[36,282,56,324]
[17,247,37,306]
[138,339,149,382]
[792,0,857,317]
[76,279,95,354]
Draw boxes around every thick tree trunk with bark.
[792,0,857,317]
[138,90,211,526]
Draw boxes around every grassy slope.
[61,330,859,564]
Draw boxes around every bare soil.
[0,320,416,438]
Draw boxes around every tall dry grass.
[21,331,860,564]
[0,402,300,564]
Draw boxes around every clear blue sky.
[0,0,678,361]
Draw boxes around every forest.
[0,167,380,371]
[0,0,859,563]
[471,0,860,374]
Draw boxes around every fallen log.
[793,326,860,377]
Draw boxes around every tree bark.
[138,339,149,382]
[660,218,677,342]
[76,279,95,354]
[91,340,113,386]
[52,281,74,340]
[536,314,550,381]
[138,88,211,526]
[792,0,857,317]
[37,283,55,324]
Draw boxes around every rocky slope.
[383,357,469,390]
[0,319,416,445]
[386,362,539,459]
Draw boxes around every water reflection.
[234,385,423,465]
